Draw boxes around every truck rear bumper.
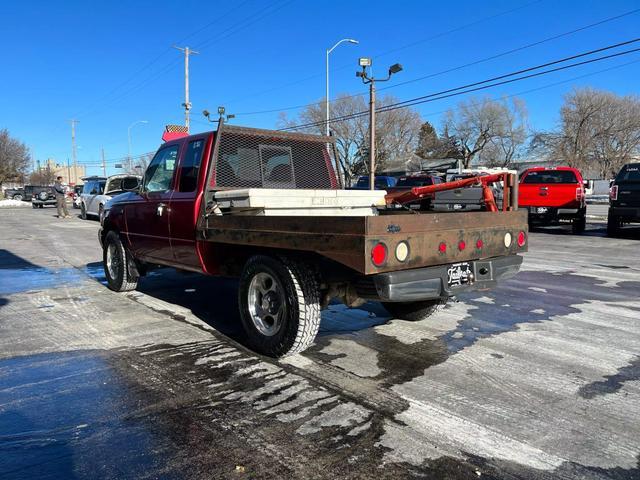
[368,254,523,302]
[610,206,640,221]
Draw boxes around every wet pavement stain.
[0,350,177,480]
[578,356,640,399]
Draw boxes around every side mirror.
[122,177,141,192]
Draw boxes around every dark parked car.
[608,162,640,235]
[3,187,25,201]
[31,187,57,208]
[23,185,50,202]
[350,175,397,190]
[386,174,443,209]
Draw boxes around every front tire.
[382,298,447,321]
[103,231,138,292]
[80,203,87,220]
[238,255,321,357]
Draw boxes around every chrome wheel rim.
[106,243,119,280]
[248,272,284,336]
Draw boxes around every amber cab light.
[517,231,526,247]
[458,240,466,251]
[438,242,447,253]
[476,239,483,249]
[371,242,388,266]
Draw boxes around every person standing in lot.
[54,176,70,218]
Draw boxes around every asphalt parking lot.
[1,206,639,479]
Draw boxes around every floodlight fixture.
[388,63,403,75]
[359,57,372,67]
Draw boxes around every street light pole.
[128,120,148,173]
[174,46,199,132]
[325,38,358,137]
[357,59,403,190]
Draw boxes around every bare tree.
[29,165,56,185]
[279,94,422,183]
[537,88,640,178]
[0,129,31,187]
[443,96,528,168]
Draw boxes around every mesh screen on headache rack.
[210,125,339,190]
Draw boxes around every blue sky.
[1,0,639,176]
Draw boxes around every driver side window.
[144,145,179,193]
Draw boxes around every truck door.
[169,135,208,269]
[125,143,180,263]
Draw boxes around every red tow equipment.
[385,172,517,212]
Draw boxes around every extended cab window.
[144,145,179,193]
[522,170,577,184]
[179,139,204,192]
[616,165,640,182]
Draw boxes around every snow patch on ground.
[0,199,30,207]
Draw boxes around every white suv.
[80,174,140,220]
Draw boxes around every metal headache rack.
[205,123,341,193]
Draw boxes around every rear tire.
[13,194,23,201]
[238,255,321,357]
[382,298,448,322]
[572,214,586,234]
[103,231,138,292]
[607,213,621,236]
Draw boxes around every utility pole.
[69,119,79,169]
[356,58,403,190]
[173,46,199,131]
[67,159,71,184]
[101,147,107,177]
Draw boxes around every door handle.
[157,203,166,216]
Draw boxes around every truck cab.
[518,166,587,234]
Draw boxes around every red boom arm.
[385,172,512,212]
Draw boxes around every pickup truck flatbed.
[100,123,527,357]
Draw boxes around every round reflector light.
[458,240,466,251]
[395,241,409,262]
[504,232,512,247]
[517,231,526,247]
[476,239,483,249]
[371,242,388,266]
[438,242,447,253]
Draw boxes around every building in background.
[43,158,86,185]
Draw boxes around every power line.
[279,39,640,131]
[73,0,292,120]
[235,8,640,117]
[223,0,544,107]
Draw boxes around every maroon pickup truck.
[99,124,528,357]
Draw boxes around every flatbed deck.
[200,210,527,275]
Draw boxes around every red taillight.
[458,240,466,251]
[576,187,584,201]
[610,185,618,201]
[476,239,483,249]
[517,231,526,247]
[438,242,447,253]
[371,242,388,266]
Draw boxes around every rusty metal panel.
[202,210,528,275]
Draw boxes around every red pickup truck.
[99,124,527,357]
[518,166,587,234]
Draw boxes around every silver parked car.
[80,174,140,220]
